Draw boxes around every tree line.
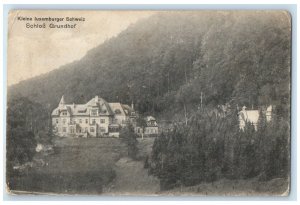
[6,96,51,188]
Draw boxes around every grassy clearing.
[9,137,127,194]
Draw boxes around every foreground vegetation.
[147,107,289,192]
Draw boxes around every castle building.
[51,95,136,138]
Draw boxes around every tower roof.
[59,95,65,105]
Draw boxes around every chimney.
[131,101,134,110]
[95,96,99,103]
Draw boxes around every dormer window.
[115,109,121,115]
[61,111,67,116]
[91,109,98,116]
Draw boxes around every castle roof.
[109,103,126,116]
[59,95,65,105]
[121,104,135,116]
[52,96,131,117]
[146,116,156,121]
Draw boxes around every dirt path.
[103,157,160,195]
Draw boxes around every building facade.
[51,96,136,138]
[144,116,159,135]
[135,116,159,137]
[238,105,272,130]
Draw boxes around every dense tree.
[6,96,51,188]
[148,107,289,190]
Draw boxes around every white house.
[238,105,272,131]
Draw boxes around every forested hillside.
[8,11,291,119]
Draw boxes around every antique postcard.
[6,10,291,195]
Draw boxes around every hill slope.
[8,11,291,118]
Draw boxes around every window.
[115,109,121,114]
[70,127,74,134]
[100,127,106,132]
[63,127,67,132]
[62,111,67,116]
[85,127,88,132]
[56,119,59,124]
[79,119,82,123]
[90,127,95,132]
[86,119,88,124]
[92,119,96,124]
[100,119,105,124]
[63,119,66,125]
[91,109,98,116]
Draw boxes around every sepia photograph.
[6,10,291,196]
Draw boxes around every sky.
[7,10,156,86]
